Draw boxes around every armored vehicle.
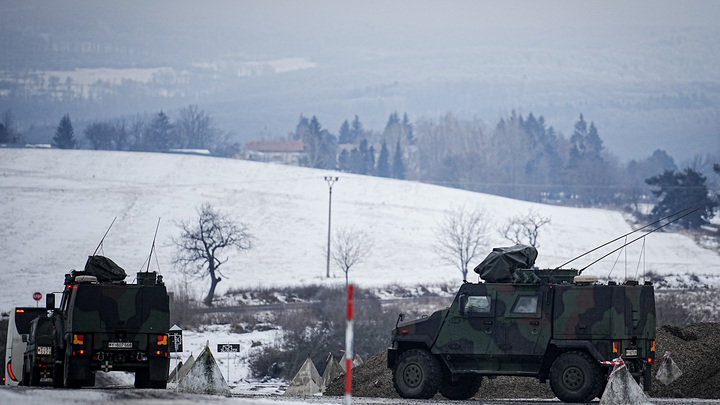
[22,315,55,386]
[49,255,171,389]
[387,245,656,403]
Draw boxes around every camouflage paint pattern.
[55,271,170,379]
[388,269,656,382]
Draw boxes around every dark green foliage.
[392,140,405,179]
[646,168,718,229]
[52,113,76,149]
[376,141,390,178]
[338,120,352,144]
[143,111,174,152]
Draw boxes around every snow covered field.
[1,148,718,313]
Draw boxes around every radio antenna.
[578,207,700,274]
[554,207,693,270]
[92,217,117,256]
[146,218,161,273]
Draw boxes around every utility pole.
[324,176,339,278]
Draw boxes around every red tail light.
[7,361,17,381]
[15,309,25,313]
[612,341,619,353]
[650,340,656,352]
[73,334,84,345]
[157,335,168,346]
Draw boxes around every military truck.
[21,315,55,386]
[387,245,656,403]
[49,255,171,389]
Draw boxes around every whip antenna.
[92,217,117,256]
[579,207,700,274]
[146,218,161,273]
[554,207,693,270]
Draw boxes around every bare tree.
[500,208,551,248]
[331,227,374,286]
[176,105,220,150]
[172,203,253,306]
[434,205,491,281]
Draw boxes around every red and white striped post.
[344,284,354,405]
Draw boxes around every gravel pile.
[325,322,720,399]
[651,322,720,399]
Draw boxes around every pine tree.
[338,120,352,144]
[376,141,390,178]
[357,139,370,175]
[144,111,174,152]
[392,140,405,179]
[350,115,364,143]
[338,149,351,172]
[646,168,718,229]
[52,113,76,149]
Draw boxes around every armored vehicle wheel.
[29,366,41,386]
[149,379,168,389]
[439,373,481,400]
[63,347,83,389]
[134,370,150,388]
[549,351,604,403]
[53,360,64,388]
[392,349,441,399]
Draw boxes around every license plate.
[108,342,133,349]
[625,349,638,357]
[37,346,52,355]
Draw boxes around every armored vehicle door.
[492,284,552,371]
[432,284,500,373]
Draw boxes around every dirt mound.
[325,322,720,399]
[651,322,720,399]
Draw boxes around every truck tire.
[392,349,441,399]
[134,370,150,388]
[63,347,83,389]
[549,351,604,403]
[53,359,64,388]
[439,373,481,400]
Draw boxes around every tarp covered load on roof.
[84,255,127,282]
[473,245,538,283]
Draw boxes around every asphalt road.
[1,385,716,405]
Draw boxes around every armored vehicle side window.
[511,295,539,314]
[465,296,491,314]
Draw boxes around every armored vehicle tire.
[549,351,604,403]
[439,373,481,400]
[135,370,150,388]
[149,379,168,389]
[53,360,64,388]
[392,349,441,399]
[63,347,85,389]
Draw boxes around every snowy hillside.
[1,148,718,311]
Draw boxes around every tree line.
[3,106,718,230]
[39,105,239,156]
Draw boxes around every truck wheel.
[134,370,150,388]
[549,351,604,403]
[29,366,41,386]
[149,379,168,389]
[392,349,441,399]
[53,360,64,388]
[439,373,481,400]
[63,347,83,389]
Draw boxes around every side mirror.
[46,293,55,310]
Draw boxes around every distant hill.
[1,148,718,311]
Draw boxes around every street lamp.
[324,176,339,278]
